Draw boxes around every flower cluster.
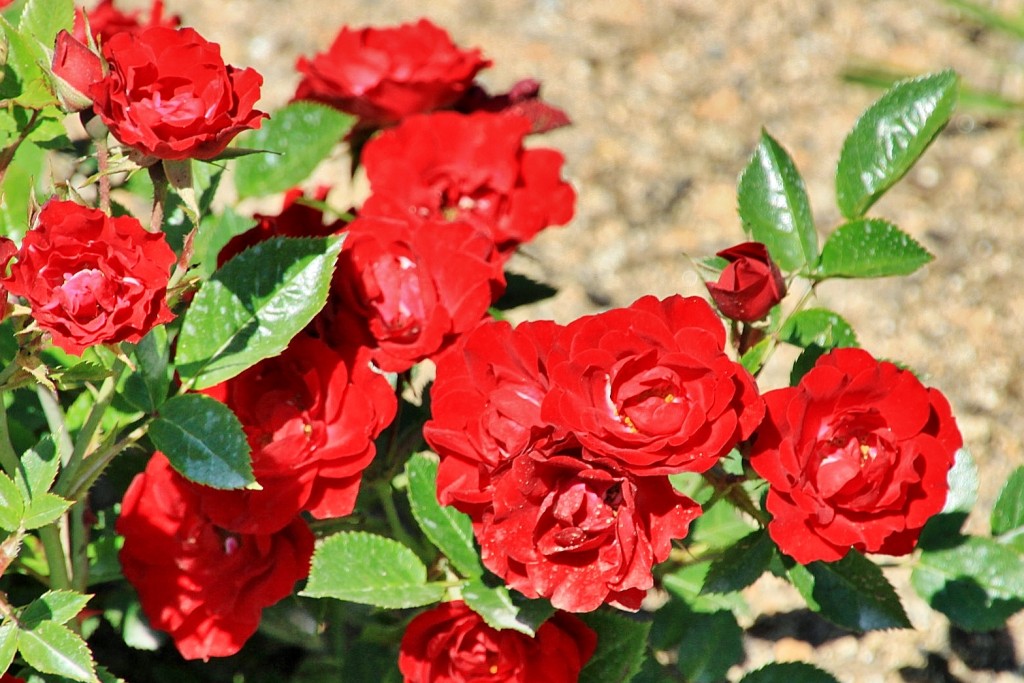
[103,13,575,662]
[425,295,762,611]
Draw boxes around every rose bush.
[90,26,266,161]
[1,199,175,355]
[294,18,490,127]
[749,347,962,564]
[398,600,597,683]
[0,5,999,682]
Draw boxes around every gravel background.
[117,0,1024,680]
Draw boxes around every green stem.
[749,280,818,377]
[0,399,20,479]
[149,162,168,233]
[96,136,111,214]
[61,422,149,501]
[55,358,127,494]
[373,479,429,560]
[70,502,89,593]
[38,524,70,590]
[703,466,770,527]
[35,385,73,468]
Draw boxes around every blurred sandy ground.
[112,0,1024,679]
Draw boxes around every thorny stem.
[38,524,71,591]
[0,400,20,480]
[149,162,168,233]
[61,422,149,502]
[96,136,111,214]
[702,465,770,527]
[56,357,128,495]
[746,279,818,377]
[35,385,73,469]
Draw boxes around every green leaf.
[788,549,911,631]
[405,453,482,578]
[302,532,445,609]
[579,611,651,683]
[192,208,254,278]
[912,535,1024,631]
[21,590,91,628]
[15,437,58,501]
[817,219,932,279]
[689,499,755,550]
[148,394,253,489]
[19,0,73,53]
[18,620,98,683]
[662,561,747,614]
[702,529,775,594]
[0,124,46,240]
[836,70,959,219]
[22,492,70,530]
[740,662,841,683]
[0,471,24,530]
[460,578,553,637]
[992,467,1024,537]
[121,327,170,414]
[740,337,772,375]
[233,102,355,198]
[780,308,859,349]
[673,609,744,683]
[492,273,558,310]
[175,235,343,389]
[919,448,978,549]
[0,621,18,675]
[162,159,198,226]
[790,343,827,385]
[737,130,818,272]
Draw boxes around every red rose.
[398,601,596,683]
[424,319,561,517]
[706,241,786,322]
[117,453,314,660]
[91,26,266,161]
[73,0,180,47]
[3,200,175,355]
[360,111,575,256]
[326,214,505,372]
[542,295,764,475]
[478,449,701,612]
[749,347,962,564]
[194,334,396,534]
[0,673,25,683]
[294,19,490,126]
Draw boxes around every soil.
[122,0,1024,680]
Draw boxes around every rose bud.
[706,241,786,322]
[51,30,105,113]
